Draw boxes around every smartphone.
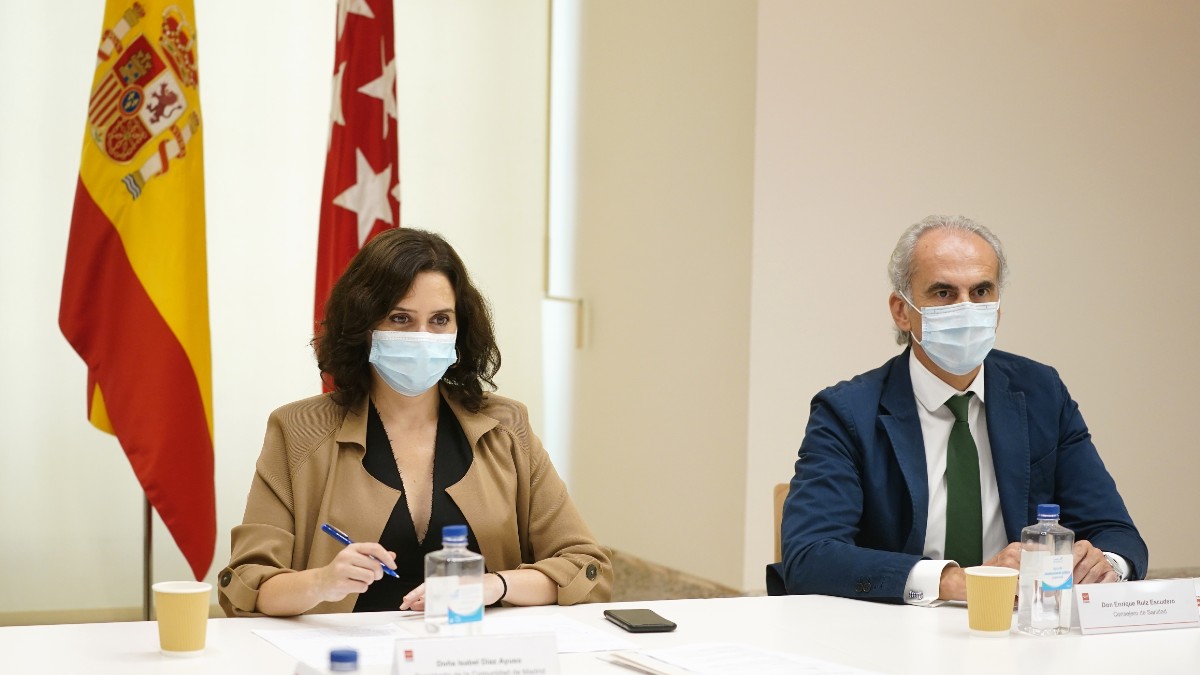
[603,608,677,633]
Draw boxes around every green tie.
[944,393,982,568]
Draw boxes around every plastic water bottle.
[1017,504,1075,636]
[423,524,484,635]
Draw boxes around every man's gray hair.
[888,214,1009,345]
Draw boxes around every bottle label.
[1040,554,1073,592]
[424,575,456,617]
[447,581,483,624]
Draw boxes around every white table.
[2,595,1198,674]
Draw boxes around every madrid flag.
[315,0,400,329]
[59,0,215,581]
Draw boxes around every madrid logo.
[87,3,201,200]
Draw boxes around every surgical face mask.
[368,331,457,397]
[899,292,999,376]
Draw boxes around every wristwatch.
[1102,552,1127,582]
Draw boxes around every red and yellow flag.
[59,0,214,581]
[315,0,401,335]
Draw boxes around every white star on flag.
[328,61,346,152]
[357,40,397,139]
[337,0,374,41]
[333,149,394,246]
[316,0,400,356]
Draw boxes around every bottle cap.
[330,648,358,672]
[1036,503,1060,519]
[443,524,469,544]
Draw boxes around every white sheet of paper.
[629,642,882,675]
[255,624,402,669]
[254,612,637,669]
[397,612,638,653]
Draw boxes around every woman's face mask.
[368,331,457,396]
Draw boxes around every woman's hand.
[399,573,509,611]
[400,571,549,610]
[400,582,426,611]
[313,543,397,603]
[256,542,395,616]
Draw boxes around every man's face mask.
[899,292,999,376]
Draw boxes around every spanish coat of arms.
[87,3,200,199]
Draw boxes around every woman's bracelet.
[493,572,508,603]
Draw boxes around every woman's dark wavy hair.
[314,228,500,412]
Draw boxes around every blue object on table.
[320,523,399,578]
[330,648,359,672]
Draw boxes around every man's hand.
[939,542,1022,602]
[987,542,1023,570]
[1073,540,1118,584]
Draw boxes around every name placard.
[391,633,559,675]
[1074,578,1199,635]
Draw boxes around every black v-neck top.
[353,398,480,612]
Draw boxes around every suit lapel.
[878,350,929,555]
[984,359,1030,542]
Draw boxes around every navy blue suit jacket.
[768,348,1147,601]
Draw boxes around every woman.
[218,228,611,616]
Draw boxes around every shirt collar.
[907,349,986,414]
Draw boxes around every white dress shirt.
[901,352,1130,605]
[902,352,1007,605]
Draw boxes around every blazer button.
[219,571,232,587]
[586,564,597,580]
[861,581,872,592]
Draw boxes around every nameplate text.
[1074,578,1199,635]
[391,632,559,675]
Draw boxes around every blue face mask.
[900,292,999,376]
[368,331,457,397]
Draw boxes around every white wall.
[745,0,1200,588]
[0,0,548,618]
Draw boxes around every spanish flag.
[59,0,214,581]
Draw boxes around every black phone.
[603,608,677,633]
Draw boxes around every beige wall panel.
[565,0,758,588]
[397,0,549,424]
[747,0,1200,588]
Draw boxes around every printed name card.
[1074,578,1200,635]
[392,633,559,675]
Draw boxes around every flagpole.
[143,496,153,621]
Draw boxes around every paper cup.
[964,566,1018,636]
[153,581,211,655]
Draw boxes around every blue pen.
[321,523,399,578]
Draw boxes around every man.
[769,215,1147,604]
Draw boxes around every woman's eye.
[432,315,449,326]
[390,314,409,324]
